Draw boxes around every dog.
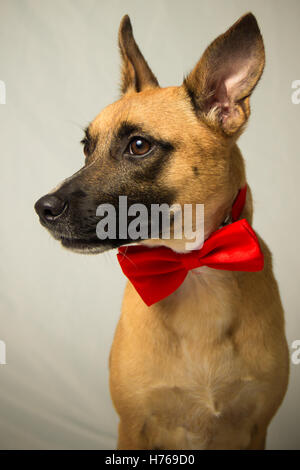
[35,13,289,449]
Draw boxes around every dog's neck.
[143,183,251,254]
[149,265,238,343]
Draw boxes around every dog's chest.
[116,271,265,449]
[140,324,262,449]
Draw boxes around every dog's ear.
[118,15,159,95]
[183,13,265,136]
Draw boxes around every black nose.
[35,194,67,223]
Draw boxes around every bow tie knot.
[180,249,204,271]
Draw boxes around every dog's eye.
[83,145,89,157]
[127,137,152,157]
[81,138,90,157]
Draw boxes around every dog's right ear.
[118,15,159,95]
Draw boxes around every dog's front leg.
[246,425,267,450]
[117,421,148,450]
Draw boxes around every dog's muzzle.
[34,191,116,253]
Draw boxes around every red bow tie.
[117,186,264,306]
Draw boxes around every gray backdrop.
[0,0,299,449]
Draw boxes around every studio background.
[0,0,299,449]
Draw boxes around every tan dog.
[35,13,289,449]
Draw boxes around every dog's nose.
[35,194,67,223]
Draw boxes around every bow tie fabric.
[117,186,264,306]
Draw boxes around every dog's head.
[35,13,265,253]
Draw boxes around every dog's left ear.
[183,13,265,136]
[118,15,159,95]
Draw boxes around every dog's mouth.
[59,235,115,254]
[36,216,116,253]
[39,216,140,253]
[59,233,138,254]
